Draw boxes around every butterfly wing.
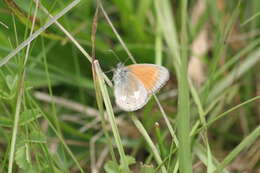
[127,64,169,94]
[114,72,149,111]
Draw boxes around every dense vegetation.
[0,0,259,172]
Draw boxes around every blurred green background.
[0,0,260,172]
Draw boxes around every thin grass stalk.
[30,97,85,173]
[131,115,167,173]
[154,2,162,66]
[8,72,25,173]
[90,4,117,163]
[12,4,86,169]
[23,0,38,65]
[154,0,181,68]
[35,0,91,62]
[194,143,229,173]
[190,92,226,137]
[242,11,260,25]
[0,0,81,67]
[35,0,112,86]
[209,48,260,100]
[153,96,179,146]
[207,95,260,128]
[99,1,136,64]
[203,1,241,103]
[41,38,61,133]
[173,160,179,173]
[214,126,260,173]
[92,62,117,163]
[8,2,39,171]
[166,140,176,170]
[192,95,260,136]
[93,60,130,172]
[100,0,176,151]
[206,140,214,173]
[214,37,260,79]
[155,122,166,157]
[41,37,68,164]
[189,79,206,126]
[190,79,214,172]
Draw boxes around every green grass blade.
[194,143,229,173]
[93,60,130,172]
[131,115,167,173]
[0,0,81,67]
[194,95,260,135]
[154,96,179,147]
[209,48,260,101]
[214,126,260,172]
[177,0,193,172]
[8,3,39,171]
[8,73,25,173]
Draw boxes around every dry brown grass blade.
[34,91,99,117]
[188,0,208,87]
[191,0,206,25]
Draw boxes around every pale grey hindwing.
[114,72,148,111]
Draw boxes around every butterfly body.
[113,63,169,111]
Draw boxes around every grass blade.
[8,2,39,171]
[177,0,193,172]
[93,60,130,172]
[131,115,167,173]
[214,126,260,172]
[209,46,260,101]
[8,73,25,173]
[0,0,81,67]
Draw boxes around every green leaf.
[122,155,136,166]
[28,131,47,143]
[6,75,18,91]
[0,116,12,127]
[104,156,135,173]
[15,144,29,170]
[0,109,41,127]
[140,164,156,173]
[19,109,42,126]
[104,161,121,173]
[0,89,15,99]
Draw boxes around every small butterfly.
[113,63,169,111]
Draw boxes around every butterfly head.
[113,63,129,85]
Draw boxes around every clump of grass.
[0,0,260,173]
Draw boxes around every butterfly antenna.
[106,49,133,65]
[107,49,121,62]
[103,67,115,74]
[123,56,131,65]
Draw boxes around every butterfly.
[113,63,169,111]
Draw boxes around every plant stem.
[177,0,192,172]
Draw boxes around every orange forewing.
[127,65,159,93]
